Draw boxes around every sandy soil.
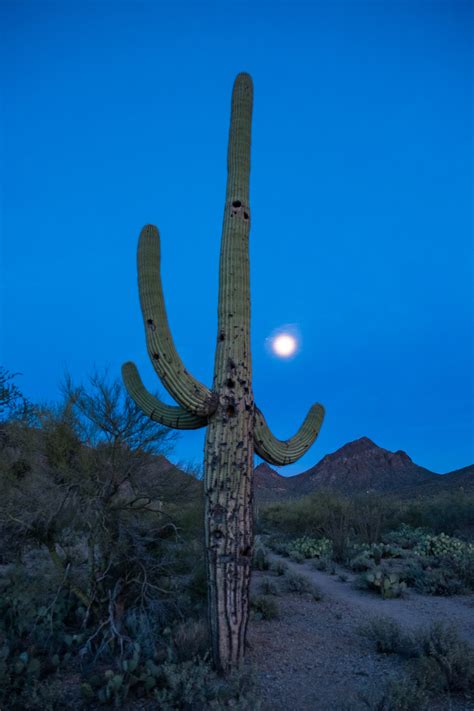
[248,552,474,711]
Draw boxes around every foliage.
[360,617,418,657]
[361,618,474,707]
[412,621,474,694]
[360,568,407,599]
[412,531,474,559]
[261,491,474,559]
[250,595,279,620]
[366,675,429,711]
[0,368,249,708]
[259,577,280,596]
[0,367,33,422]
[270,560,288,576]
[287,536,333,560]
[285,572,323,600]
[252,546,270,571]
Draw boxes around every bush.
[413,532,474,560]
[270,560,288,576]
[363,618,474,705]
[285,572,323,600]
[287,536,333,560]
[252,546,270,571]
[250,595,279,620]
[259,577,280,596]
[359,568,407,599]
[311,556,331,572]
[412,621,474,694]
[359,617,417,657]
[368,675,429,711]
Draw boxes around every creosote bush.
[250,595,279,621]
[259,577,280,596]
[285,572,323,600]
[361,617,474,707]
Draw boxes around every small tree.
[1,370,190,657]
[0,366,34,423]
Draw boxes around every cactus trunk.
[204,74,254,670]
[122,72,326,673]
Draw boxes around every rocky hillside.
[253,437,474,504]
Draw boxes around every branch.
[136,224,217,417]
[122,362,208,430]
[254,403,325,466]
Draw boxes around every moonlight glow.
[272,333,297,358]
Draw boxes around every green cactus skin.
[122,73,325,671]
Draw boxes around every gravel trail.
[248,552,474,711]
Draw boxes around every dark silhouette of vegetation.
[0,369,259,709]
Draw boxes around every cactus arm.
[253,403,325,465]
[122,362,207,430]
[137,224,217,417]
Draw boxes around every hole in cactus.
[146,319,156,331]
[241,546,251,557]
[243,212,249,220]
[219,332,225,341]
[226,378,235,388]
[232,200,241,208]
[152,353,160,361]
[226,404,236,418]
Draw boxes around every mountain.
[290,437,437,495]
[253,462,292,503]
[253,437,474,504]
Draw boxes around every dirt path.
[248,552,474,711]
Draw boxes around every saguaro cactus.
[122,72,325,672]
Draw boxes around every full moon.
[272,333,297,358]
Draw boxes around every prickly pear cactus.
[122,73,325,671]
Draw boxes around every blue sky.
[1,0,473,474]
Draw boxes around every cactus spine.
[122,72,325,672]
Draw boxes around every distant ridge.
[253,437,474,504]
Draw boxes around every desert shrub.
[265,534,290,557]
[363,619,474,705]
[0,367,33,422]
[153,658,261,710]
[402,491,474,539]
[168,619,210,663]
[349,552,374,572]
[252,546,270,571]
[412,621,474,694]
[413,565,466,596]
[288,550,305,563]
[359,568,407,599]
[311,556,331,572]
[79,652,260,709]
[348,542,403,572]
[285,572,323,600]
[270,560,288,576]
[350,492,400,545]
[412,532,474,560]
[367,675,429,711]
[287,535,333,560]
[359,617,417,657]
[261,490,352,560]
[262,491,474,562]
[250,595,279,620]
[384,524,428,549]
[259,577,280,596]
[0,369,228,709]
